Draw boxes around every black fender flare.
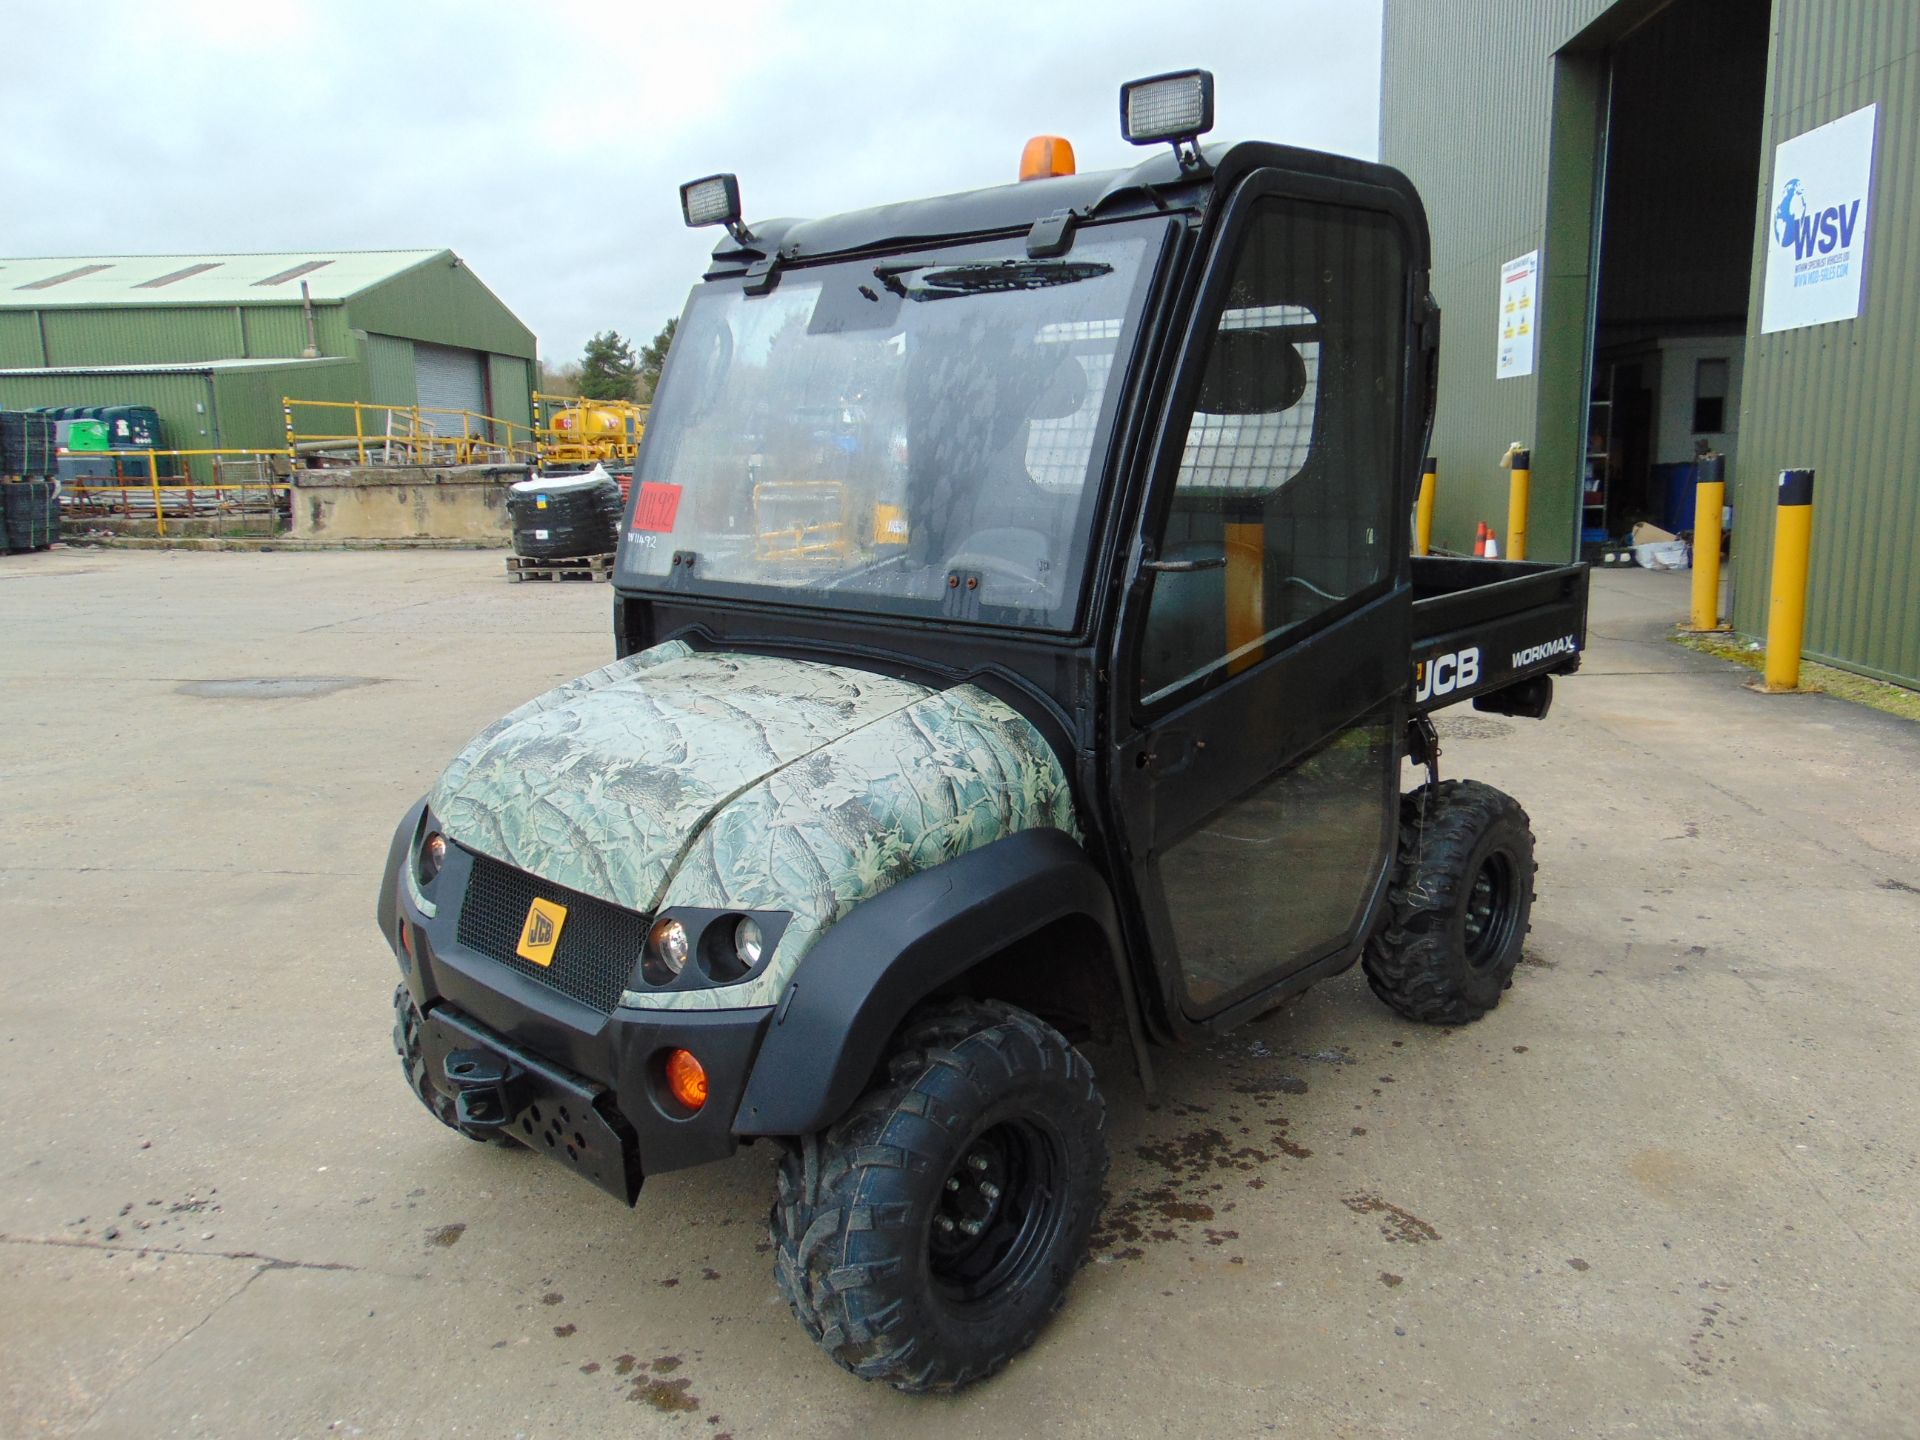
[732,826,1138,1137]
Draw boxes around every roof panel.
[0,250,445,307]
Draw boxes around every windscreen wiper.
[874,259,1112,302]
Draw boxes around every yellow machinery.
[534,392,647,466]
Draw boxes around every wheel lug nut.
[979,1181,1001,1201]
[945,1177,961,1192]
[967,1153,988,1171]
[959,1217,984,1236]
[935,1214,956,1233]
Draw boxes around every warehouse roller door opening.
[1581,0,1769,556]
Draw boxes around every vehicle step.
[506,552,614,583]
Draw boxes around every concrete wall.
[288,465,525,543]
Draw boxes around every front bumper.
[381,805,774,1204]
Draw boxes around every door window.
[1159,714,1395,1010]
[1139,200,1406,703]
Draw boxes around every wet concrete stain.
[541,1291,563,1305]
[630,1376,699,1411]
[1341,1193,1441,1245]
[553,1323,577,1338]
[1234,1075,1309,1095]
[427,1223,466,1248]
[1879,877,1919,895]
[177,675,381,700]
[1380,1272,1404,1287]
[1686,1297,1742,1376]
[1567,1257,1591,1271]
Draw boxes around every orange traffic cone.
[1474,522,1488,557]
[1485,529,1500,559]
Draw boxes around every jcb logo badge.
[1413,646,1481,704]
[516,897,568,967]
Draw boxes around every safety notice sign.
[1497,250,1538,379]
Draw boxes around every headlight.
[417,831,448,886]
[734,915,764,968]
[648,916,690,977]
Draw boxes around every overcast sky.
[3,0,1383,363]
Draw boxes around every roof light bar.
[1120,69,1215,163]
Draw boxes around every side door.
[1108,175,1420,1028]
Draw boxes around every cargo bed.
[1408,555,1590,715]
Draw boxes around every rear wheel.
[770,998,1107,1392]
[1363,780,1535,1024]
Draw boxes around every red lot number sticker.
[631,481,683,533]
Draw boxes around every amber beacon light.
[1019,134,1077,181]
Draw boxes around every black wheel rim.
[927,1118,1066,1307]
[1463,850,1518,968]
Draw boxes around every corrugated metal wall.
[363,334,416,408]
[1729,2,1920,687]
[0,303,357,369]
[1386,0,1920,688]
[213,360,360,451]
[0,370,213,457]
[487,354,532,431]
[1382,0,1613,558]
[347,256,536,359]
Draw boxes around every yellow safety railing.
[754,481,852,562]
[531,391,648,467]
[59,449,291,538]
[282,397,538,467]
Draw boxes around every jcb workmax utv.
[379,70,1589,1391]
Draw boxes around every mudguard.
[732,827,1128,1137]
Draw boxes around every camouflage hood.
[429,642,1080,1009]
[430,641,933,916]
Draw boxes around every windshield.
[617,222,1162,629]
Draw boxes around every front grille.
[456,850,648,1014]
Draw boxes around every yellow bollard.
[1505,447,1531,562]
[283,398,296,462]
[1686,454,1728,632]
[1414,456,1437,556]
[148,449,166,539]
[1762,469,1816,692]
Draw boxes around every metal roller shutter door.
[413,342,487,434]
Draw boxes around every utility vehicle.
[378,70,1589,1392]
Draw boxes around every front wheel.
[770,998,1107,1392]
[1363,779,1536,1024]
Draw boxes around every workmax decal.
[1511,635,1578,669]
[1413,646,1480,703]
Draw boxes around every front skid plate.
[421,1005,640,1204]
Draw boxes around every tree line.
[539,320,676,404]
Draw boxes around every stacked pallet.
[3,478,60,553]
[0,412,57,475]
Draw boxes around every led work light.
[680,173,746,237]
[1120,69,1215,157]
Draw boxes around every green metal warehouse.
[1382,0,1919,689]
[0,250,537,472]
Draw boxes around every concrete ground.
[2,549,1916,1439]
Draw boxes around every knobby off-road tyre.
[391,984,507,1144]
[1363,779,1536,1025]
[770,998,1108,1393]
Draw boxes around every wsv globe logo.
[1773,175,1862,275]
